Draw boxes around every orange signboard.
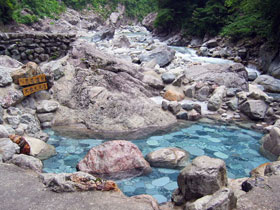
[22,83,48,96]
[19,74,46,86]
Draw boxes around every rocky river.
[1,8,280,210]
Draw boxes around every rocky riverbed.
[1,8,280,210]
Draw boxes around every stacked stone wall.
[0,33,76,63]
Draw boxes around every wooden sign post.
[19,74,48,96]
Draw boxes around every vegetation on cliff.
[155,0,280,42]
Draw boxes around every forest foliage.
[155,0,280,42]
[0,0,279,42]
[0,0,156,24]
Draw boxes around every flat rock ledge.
[0,163,157,210]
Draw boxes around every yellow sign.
[22,83,48,96]
[19,74,46,86]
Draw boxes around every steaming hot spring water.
[43,123,268,203]
[44,26,266,203]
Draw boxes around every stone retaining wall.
[0,33,76,64]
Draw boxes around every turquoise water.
[43,123,268,203]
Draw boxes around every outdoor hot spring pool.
[43,123,269,203]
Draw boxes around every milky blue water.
[43,123,268,203]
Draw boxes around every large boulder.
[260,127,280,159]
[146,147,190,169]
[207,86,226,111]
[184,63,248,91]
[253,75,280,93]
[9,154,43,173]
[36,100,60,113]
[77,140,152,179]
[0,125,9,138]
[139,45,175,67]
[176,156,228,202]
[51,41,176,139]
[142,12,157,31]
[91,27,115,42]
[264,161,280,176]
[239,100,268,120]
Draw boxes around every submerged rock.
[146,147,190,169]
[77,140,152,179]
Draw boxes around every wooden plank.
[19,74,46,86]
[22,83,48,96]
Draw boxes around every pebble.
[152,177,170,187]
[214,151,229,159]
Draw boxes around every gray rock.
[0,68,12,87]
[184,64,248,91]
[264,161,280,176]
[168,101,181,115]
[177,156,228,202]
[203,39,218,48]
[40,172,97,192]
[0,125,9,138]
[226,97,238,111]
[208,86,226,111]
[248,71,258,81]
[146,147,190,169]
[143,74,164,90]
[33,90,51,101]
[199,47,209,56]
[25,136,56,160]
[261,127,280,159]
[131,195,159,210]
[0,138,20,162]
[52,41,176,139]
[0,89,24,108]
[20,113,41,135]
[113,35,131,48]
[91,27,115,42]
[41,59,67,81]
[37,113,54,123]
[0,106,3,124]
[240,100,268,120]
[238,48,247,59]
[182,103,194,111]
[176,111,188,120]
[188,109,201,121]
[162,101,169,111]
[185,188,236,210]
[36,100,59,113]
[139,45,175,67]
[0,163,156,210]
[142,12,157,31]
[9,154,43,173]
[5,116,20,129]
[184,85,195,98]
[7,107,22,116]
[254,75,280,93]
[226,88,238,97]
[0,55,22,68]
[172,188,186,206]
[161,73,176,84]
[196,86,210,101]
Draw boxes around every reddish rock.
[77,140,152,179]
